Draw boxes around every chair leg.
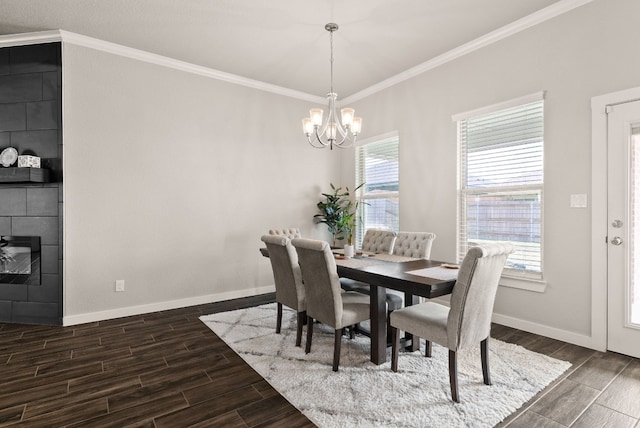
[481,337,491,385]
[425,340,432,357]
[295,311,305,347]
[349,326,355,339]
[391,326,400,372]
[333,328,343,371]
[449,350,460,403]
[305,316,314,354]
[276,303,283,334]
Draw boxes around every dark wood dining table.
[334,255,457,364]
[259,247,457,365]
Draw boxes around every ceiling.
[0,0,576,99]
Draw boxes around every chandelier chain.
[329,29,334,95]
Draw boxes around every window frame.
[454,92,546,284]
[354,132,400,249]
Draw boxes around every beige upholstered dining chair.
[361,229,397,254]
[268,228,302,240]
[392,232,436,259]
[390,242,514,402]
[261,234,306,347]
[292,238,370,371]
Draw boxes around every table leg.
[370,284,387,365]
[404,293,420,352]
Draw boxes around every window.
[355,134,399,249]
[455,93,544,279]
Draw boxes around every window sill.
[499,275,547,293]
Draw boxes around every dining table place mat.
[405,266,460,281]
[334,256,391,269]
[370,253,419,263]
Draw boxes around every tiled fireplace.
[0,236,41,285]
[0,43,63,325]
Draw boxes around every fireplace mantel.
[0,168,51,183]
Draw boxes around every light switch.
[570,194,588,208]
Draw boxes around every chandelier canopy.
[302,23,362,149]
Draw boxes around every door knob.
[610,236,623,246]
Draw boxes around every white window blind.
[457,95,544,278]
[355,136,399,249]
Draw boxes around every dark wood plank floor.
[0,294,638,427]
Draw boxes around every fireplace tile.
[10,44,59,74]
[12,217,58,245]
[0,49,8,75]
[0,283,27,300]
[29,277,58,302]
[0,103,26,132]
[0,131,9,146]
[10,130,58,158]
[27,188,58,216]
[0,217,9,235]
[0,73,42,103]
[0,301,11,322]
[26,101,57,130]
[42,71,58,100]
[41,245,58,274]
[0,189,26,216]
[12,301,59,324]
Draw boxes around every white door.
[607,100,640,358]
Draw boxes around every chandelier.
[301,23,362,149]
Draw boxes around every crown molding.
[0,0,592,106]
[0,29,324,104]
[342,0,594,104]
[57,31,325,104]
[0,30,62,47]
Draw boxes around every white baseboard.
[62,285,276,326]
[430,296,602,351]
[491,312,602,351]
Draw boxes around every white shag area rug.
[200,303,570,428]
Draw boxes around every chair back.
[292,238,343,328]
[447,243,514,349]
[261,235,305,312]
[361,229,397,254]
[268,228,302,240]
[393,232,436,259]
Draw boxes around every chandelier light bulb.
[340,108,354,126]
[351,117,362,135]
[310,108,324,126]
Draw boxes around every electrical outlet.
[115,280,125,292]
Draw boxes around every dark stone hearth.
[0,43,62,325]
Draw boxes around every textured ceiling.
[0,0,569,98]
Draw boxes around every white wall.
[342,0,640,345]
[62,44,339,323]
[60,0,640,344]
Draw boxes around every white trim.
[342,0,592,104]
[491,312,597,349]
[1,0,591,106]
[499,276,547,293]
[591,86,640,353]
[58,31,325,103]
[62,285,275,326]
[452,91,545,122]
[1,30,324,104]
[0,30,62,47]
[430,298,597,349]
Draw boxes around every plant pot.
[344,244,355,258]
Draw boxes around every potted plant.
[314,183,364,251]
[336,198,358,257]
